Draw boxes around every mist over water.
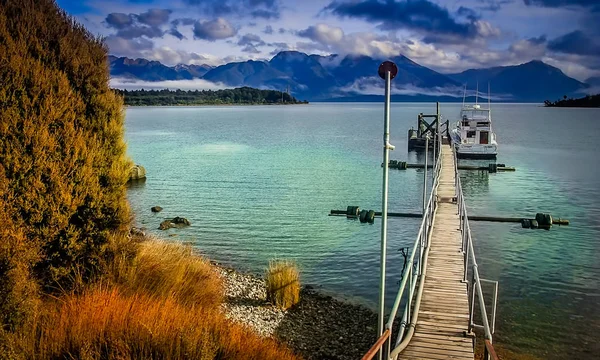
[125,103,600,359]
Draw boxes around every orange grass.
[6,287,298,360]
[266,260,300,309]
[109,239,223,308]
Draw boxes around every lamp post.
[377,61,398,358]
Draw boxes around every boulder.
[129,164,146,181]
[158,217,191,230]
[151,206,163,213]
[130,227,146,237]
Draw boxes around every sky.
[56,0,600,82]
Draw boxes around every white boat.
[450,89,498,159]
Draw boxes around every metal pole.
[378,70,393,358]
[422,136,428,213]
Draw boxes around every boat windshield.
[461,109,490,121]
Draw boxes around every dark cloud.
[172,18,196,26]
[278,28,286,34]
[106,13,134,29]
[136,9,172,27]
[548,30,600,56]
[237,33,265,46]
[264,25,274,34]
[168,28,186,40]
[182,0,281,19]
[117,25,165,39]
[457,6,480,21]
[104,35,154,57]
[528,35,547,45]
[193,18,237,41]
[477,0,514,12]
[523,0,599,9]
[241,44,261,53]
[324,0,486,39]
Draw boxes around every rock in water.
[159,220,173,230]
[129,164,146,181]
[158,217,191,230]
[151,206,163,213]
[172,217,191,226]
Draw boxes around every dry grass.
[266,260,300,310]
[109,239,223,308]
[1,240,300,360]
[5,287,298,360]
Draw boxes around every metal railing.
[456,149,499,360]
[362,136,442,360]
[362,139,499,360]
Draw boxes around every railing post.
[492,281,498,334]
[468,266,476,333]
[422,135,429,214]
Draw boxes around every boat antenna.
[475,81,479,105]
[488,82,491,108]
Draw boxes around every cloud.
[171,18,196,26]
[237,33,265,46]
[456,6,480,21]
[104,35,154,57]
[476,0,514,12]
[241,44,261,53]
[181,0,281,19]
[117,25,165,39]
[106,13,133,29]
[323,0,497,41]
[297,24,344,45]
[136,9,172,27]
[263,25,274,34]
[193,18,237,41]
[548,30,600,56]
[110,77,228,91]
[523,0,599,10]
[168,28,186,40]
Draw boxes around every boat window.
[467,131,476,138]
[477,122,488,127]
[462,121,469,126]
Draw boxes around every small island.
[544,94,600,107]
[114,87,309,106]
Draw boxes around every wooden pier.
[400,144,474,360]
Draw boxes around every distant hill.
[447,60,587,102]
[108,55,213,81]
[544,94,600,108]
[108,53,587,102]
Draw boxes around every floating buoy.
[521,219,531,228]
[367,210,375,224]
[535,213,553,227]
[359,210,368,223]
[347,206,359,218]
[530,220,539,229]
[399,161,407,170]
[497,163,506,167]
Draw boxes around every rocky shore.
[214,265,380,360]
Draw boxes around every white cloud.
[110,77,228,90]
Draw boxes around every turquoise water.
[125,103,600,359]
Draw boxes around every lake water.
[124,103,600,359]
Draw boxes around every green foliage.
[0,0,130,327]
[544,94,600,107]
[115,87,309,106]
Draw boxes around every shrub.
[266,260,300,309]
[0,0,131,324]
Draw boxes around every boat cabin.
[459,105,492,145]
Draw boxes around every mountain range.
[108,52,590,102]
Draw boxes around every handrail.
[456,148,499,360]
[362,135,500,360]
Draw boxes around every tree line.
[544,94,600,107]
[115,87,309,106]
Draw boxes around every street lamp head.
[378,61,398,80]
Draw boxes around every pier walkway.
[400,144,473,360]
[363,141,498,360]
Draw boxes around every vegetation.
[1,240,298,360]
[266,260,301,310]
[0,1,299,359]
[544,94,600,107]
[116,88,309,106]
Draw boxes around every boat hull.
[456,151,497,160]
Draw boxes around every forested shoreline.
[544,94,600,107]
[115,87,308,106]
